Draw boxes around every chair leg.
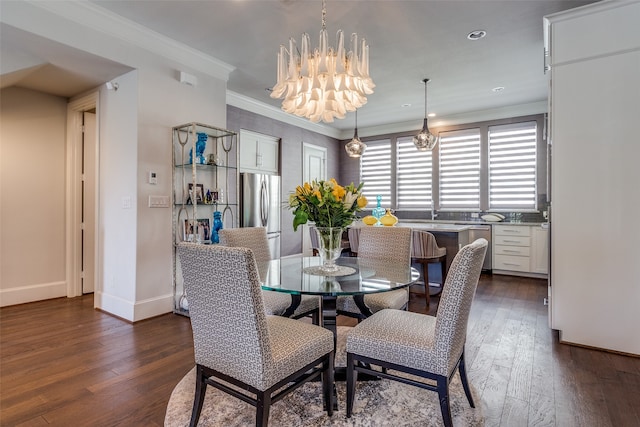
[322,352,335,416]
[436,376,453,427]
[311,309,319,325]
[346,353,358,418]
[422,261,430,308]
[458,350,475,408]
[189,365,208,427]
[255,391,271,427]
[440,258,447,290]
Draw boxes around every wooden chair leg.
[440,258,447,290]
[437,376,453,427]
[256,391,271,427]
[458,351,475,408]
[190,365,207,427]
[322,352,335,416]
[422,261,430,308]
[346,353,358,418]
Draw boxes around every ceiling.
[1,0,597,134]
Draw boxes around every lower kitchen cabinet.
[493,224,548,278]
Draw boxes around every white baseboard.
[95,291,174,322]
[0,281,67,307]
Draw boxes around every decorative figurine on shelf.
[211,211,223,244]
[371,195,385,226]
[189,132,208,164]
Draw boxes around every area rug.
[165,327,484,426]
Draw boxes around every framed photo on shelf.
[187,183,205,204]
[184,218,211,242]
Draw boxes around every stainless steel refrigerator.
[240,173,281,258]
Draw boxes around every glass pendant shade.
[413,78,438,151]
[270,0,375,123]
[413,118,438,151]
[345,110,366,157]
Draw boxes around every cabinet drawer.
[494,235,531,247]
[494,255,531,272]
[494,225,531,237]
[494,245,531,257]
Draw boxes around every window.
[489,122,537,210]
[360,139,392,208]
[357,116,541,212]
[396,136,433,209]
[439,128,481,210]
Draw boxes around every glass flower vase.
[315,227,343,273]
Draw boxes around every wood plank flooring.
[1,274,639,426]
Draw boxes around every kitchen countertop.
[396,219,549,227]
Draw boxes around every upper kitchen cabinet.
[239,129,279,174]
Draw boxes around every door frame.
[66,92,100,298]
[302,143,327,255]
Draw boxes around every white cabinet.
[545,1,640,354]
[492,224,548,277]
[531,226,549,275]
[239,129,279,174]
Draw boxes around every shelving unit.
[172,122,238,315]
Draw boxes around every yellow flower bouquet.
[288,179,367,231]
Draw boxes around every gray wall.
[227,105,342,256]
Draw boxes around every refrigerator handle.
[260,179,268,227]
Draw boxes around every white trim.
[66,91,99,299]
[5,0,234,81]
[0,281,67,307]
[227,91,342,139]
[94,291,174,323]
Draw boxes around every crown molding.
[4,0,235,81]
[226,91,342,139]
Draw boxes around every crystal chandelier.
[345,109,366,157]
[270,0,375,123]
[413,78,438,151]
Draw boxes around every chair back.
[219,226,272,261]
[411,230,446,258]
[434,238,488,373]
[357,226,412,263]
[177,243,274,389]
[347,227,360,255]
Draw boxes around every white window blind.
[439,128,481,210]
[397,136,432,209]
[489,122,537,210]
[360,139,392,208]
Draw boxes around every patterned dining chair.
[337,226,413,319]
[347,227,360,257]
[345,238,488,427]
[177,243,334,427]
[411,230,447,308]
[219,227,320,324]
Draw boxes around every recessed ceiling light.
[492,86,505,93]
[467,30,487,40]
[401,103,411,108]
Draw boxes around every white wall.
[0,87,67,306]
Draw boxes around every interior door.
[82,112,96,294]
[302,143,327,255]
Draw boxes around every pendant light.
[345,109,366,157]
[413,78,438,151]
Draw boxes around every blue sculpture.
[189,132,208,164]
[211,211,223,244]
[371,195,385,225]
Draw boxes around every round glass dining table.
[258,256,420,338]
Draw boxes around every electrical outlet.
[543,211,548,220]
[122,196,131,209]
[471,212,479,218]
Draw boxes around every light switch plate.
[149,195,170,208]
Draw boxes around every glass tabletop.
[259,256,420,296]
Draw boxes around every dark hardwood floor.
[1,274,639,426]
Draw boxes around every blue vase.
[212,211,223,244]
[371,195,385,225]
